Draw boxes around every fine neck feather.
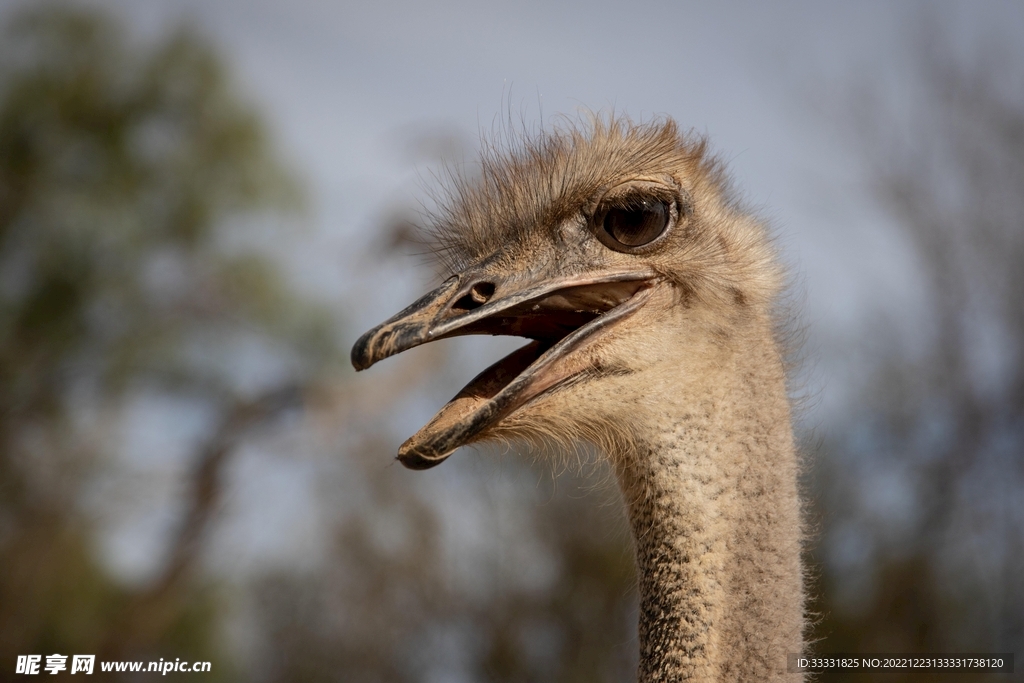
[613,320,804,682]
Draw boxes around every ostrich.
[351,117,805,681]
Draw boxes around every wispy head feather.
[425,114,721,275]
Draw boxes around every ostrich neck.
[614,336,804,682]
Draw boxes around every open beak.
[351,265,659,469]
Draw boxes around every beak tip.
[397,441,453,470]
[350,322,432,372]
[349,349,369,372]
[350,327,381,371]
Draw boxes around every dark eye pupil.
[603,200,669,247]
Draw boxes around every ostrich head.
[351,117,782,469]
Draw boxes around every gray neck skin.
[613,345,804,682]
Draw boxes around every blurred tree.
[808,32,1024,682]
[250,452,637,683]
[0,4,335,676]
[0,6,640,681]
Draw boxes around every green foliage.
[0,5,328,402]
[0,5,333,675]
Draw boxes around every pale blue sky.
[9,0,1021,582]
[63,0,1020,420]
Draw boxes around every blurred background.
[0,1,1021,681]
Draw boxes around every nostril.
[452,282,496,311]
[470,282,495,303]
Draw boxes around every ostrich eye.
[602,199,670,248]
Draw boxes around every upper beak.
[351,265,658,469]
[350,275,463,372]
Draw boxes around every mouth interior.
[416,280,650,435]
